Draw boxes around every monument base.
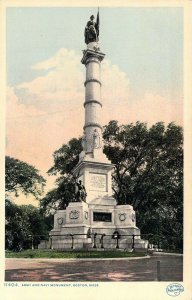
[38,201,148,250]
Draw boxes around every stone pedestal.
[72,160,114,205]
[46,200,148,250]
[49,202,91,249]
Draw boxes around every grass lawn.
[5,249,147,259]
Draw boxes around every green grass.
[5,249,147,259]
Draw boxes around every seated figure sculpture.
[75,180,87,202]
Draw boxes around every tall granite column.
[81,42,105,159]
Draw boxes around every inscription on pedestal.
[89,173,107,191]
[93,212,112,222]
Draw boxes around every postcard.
[1,0,192,300]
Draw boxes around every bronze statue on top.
[84,12,100,44]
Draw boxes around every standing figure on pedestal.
[75,180,87,202]
[92,129,101,149]
[84,12,100,44]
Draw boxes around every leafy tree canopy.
[5,199,53,251]
[103,121,183,210]
[48,138,82,176]
[40,176,76,215]
[102,121,183,250]
[5,156,46,199]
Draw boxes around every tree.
[103,121,183,250]
[40,176,76,215]
[5,156,46,199]
[48,138,82,176]
[103,121,183,209]
[40,138,82,213]
[5,199,53,251]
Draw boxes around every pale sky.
[6,7,183,205]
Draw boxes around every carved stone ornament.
[84,211,88,220]
[69,210,79,220]
[57,217,64,225]
[119,213,126,222]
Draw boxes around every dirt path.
[5,254,183,282]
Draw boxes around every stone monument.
[39,12,148,250]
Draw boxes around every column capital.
[81,49,105,65]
